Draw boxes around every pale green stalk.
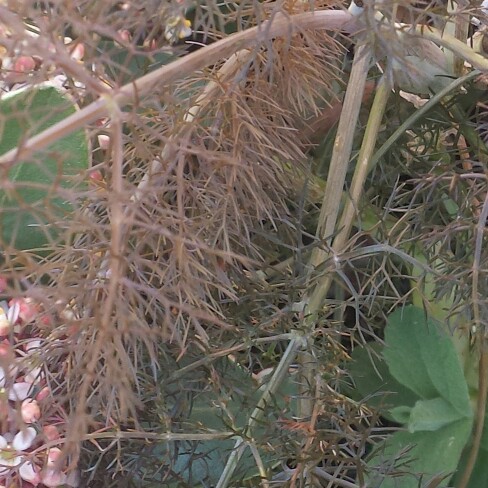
[412,25,488,72]
[215,335,306,488]
[445,0,470,76]
[308,74,391,313]
[297,44,373,463]
[307,42,372,274]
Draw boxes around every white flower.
[0,301,20,336]
[7,382,34,401]
[42,468,67,487]
[41,449,67,487]
[0,427,38,483]
[19,459,40,484]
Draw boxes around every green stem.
[308,42,372,274]
[297,45,373,466]
[457,187,488,488]
[308,73,390,313]
[370,70,480,168]
[215,335,306,488]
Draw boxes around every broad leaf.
[348,343,418,414]
[407,397,466,433]
[383,306,471,417]
[0,85,89,250]
[368,418,472,488]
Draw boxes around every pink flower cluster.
[0,287,78,488]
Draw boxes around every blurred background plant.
[1,0,488,487]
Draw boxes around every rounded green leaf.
[383,306,471,417]
[0,84,89,251]
[348,343,418,412]
[407,397,465,433]
[368,417,472,488]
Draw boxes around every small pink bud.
[21,399,41,423]
[95,117,109,128]
[97,134,110,150]
[46,448,63,467]
[36,386,50,402]
[13,55,36,73]
[43,425,60,441]
[39,313,53,327]
[88,169,104,182]
[0,342,12,359]
[41,468,67,487]
[69,43,84,61]
[118,30,131,42]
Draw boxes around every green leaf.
[0,85,89,250]
[383,306,471,416]
[368,418,472,488]
[390,405,413,425]
[348,343,418,413]
[407,397,466,433]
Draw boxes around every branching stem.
[308,73,390,313]
[0,10,357,165]
[215,335,306,488]
[457,186,488,488]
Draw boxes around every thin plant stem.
[371,69,480,167]
[289,41,376,488]
[248,442,271,488]
[296,43,372,441]
[456,188,488,488]
[290,373,323,487]
[412,25,488,72]
[308,42,372,274]
[67,105,127,443]
[445,0,470,76]
[308,73,391,313]
[31,431,239,457]
[215,335,306,488]
[168,333,297,381]
[83,431,236,442]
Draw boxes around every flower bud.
[42,425,60,442]
[21,399,41,424]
